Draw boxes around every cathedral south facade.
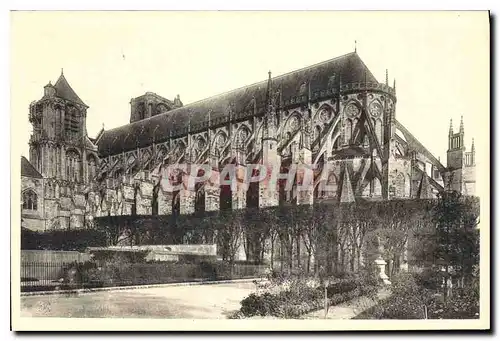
[21,52,476,232]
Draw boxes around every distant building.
[21,51,475,231]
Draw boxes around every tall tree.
[433,191,480,300]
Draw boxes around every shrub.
[379,272,432,319]
[238,274,379,318]
[414,268,442,291]
[439,287,479,319]
[57,261,100,288]
[199,261,218,280]
[427,278,479,319]
[240,293,281,317]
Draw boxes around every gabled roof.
[85,136,98,150]
[54,73,88,107]
[97,52,378,157]
[21,156,42,178]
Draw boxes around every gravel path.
[20,282,257,319]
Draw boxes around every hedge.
[21,228,107,252]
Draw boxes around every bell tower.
[446,116,465,170]
[129,92,182,123]
[28,70,95,183]
[445,116,475,195]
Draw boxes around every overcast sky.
[11,11,489,164]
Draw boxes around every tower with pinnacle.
[28,70,98,184]
[446,116,476,195]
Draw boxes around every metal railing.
[20,260,268,292]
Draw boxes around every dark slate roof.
[97,52,378,157]
[21,156,42,178]
[54,73,88,107]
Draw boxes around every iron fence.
[20,260,268,292]
[21,261,70,291]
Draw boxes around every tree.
[301,203,329,274]
[432,191,480,300]
[274,206,301,273]
[215,210,244,264]
[370,200,429,279]
[242,208,270,264]
[259,208,281,269]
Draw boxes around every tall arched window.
[22,190,38,210]
[87,154,97,183]
[195,184,205,214]
[66,150,81,182]
[395,173,405,197]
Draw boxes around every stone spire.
[340,168,355,203]
[265,70,273,112]
[459,115,464,134]
[385,69,389,86]
[449,119,453,136]
[471,138,475,166]
[263,70,277,141]
[418,172,433,199]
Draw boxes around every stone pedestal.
[375,256,391,285]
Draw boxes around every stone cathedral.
[21,52,476,232]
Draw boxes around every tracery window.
[394,173,405,197]
[66,150,81,182]
[87,154,97,182]
[22,190,38,210]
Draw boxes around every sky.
[10,11,489,165]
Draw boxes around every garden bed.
[352,272,480,320]
[230,272,379,319]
